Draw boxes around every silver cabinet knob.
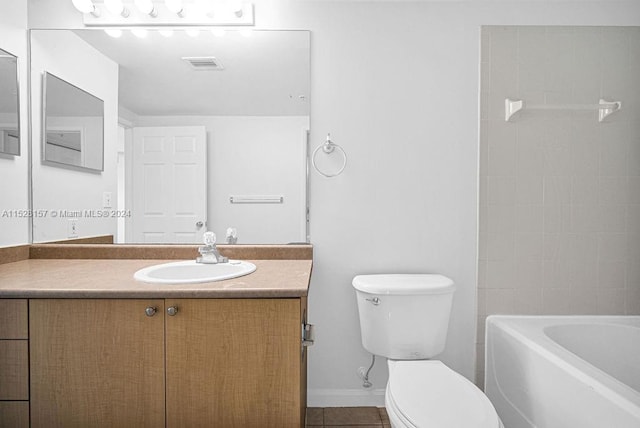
[196,221,204,229]
[145,306,157,317]
[167,306,179,316]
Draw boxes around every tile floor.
[306,407,390,428]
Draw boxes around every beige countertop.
[0,258,312,298]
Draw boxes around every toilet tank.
[352,274,456,360]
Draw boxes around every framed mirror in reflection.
[43,72,104,171]
[0,47,20,156]
[30,29,310,245]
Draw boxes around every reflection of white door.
[131,126,207,243]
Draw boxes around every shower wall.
[478,26,640,386]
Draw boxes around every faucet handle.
[226,227,238,244]
[203,231,216,246]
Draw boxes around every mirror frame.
[42,71,105,172]
[0,47,21,157]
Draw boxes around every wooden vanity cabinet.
[29,298,307,428]
[0,299,29,428]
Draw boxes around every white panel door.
[131,126,207,243]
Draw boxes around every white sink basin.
[134,260,256,284]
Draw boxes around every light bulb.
[104,28,123,38]
[211,28,226,37]
[134,0,157,17]
[159,29,174,37]
[229,0,244,18]
[104,0,130,17]
[185,28,200,38]
[72,0,100,16]
[193,0,213,16]
[131,28,149,38]
[165,0,184,15]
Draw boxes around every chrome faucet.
[197,231,228,264]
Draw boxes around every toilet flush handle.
[366,297,380,306]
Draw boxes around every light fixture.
[211,28,226,37]
[72,0,100,17]
[104,0,130,17]
[131,28,148,38]
[185,28,200,37]
[134,0,157,17]
[76,0,254,26]
[104,28,123,38]
[159,29,174,37]
[165,0,185,17]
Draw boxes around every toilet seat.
[386,360,502,428]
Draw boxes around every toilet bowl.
[352,274,502,428]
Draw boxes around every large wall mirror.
[30,29,310,245]
[0,47,20,156]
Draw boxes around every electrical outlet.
[103,192,113,208]
[68,218,79,238]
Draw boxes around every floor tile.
[378,407,390,424]
[328,426,382,428]
[324,407,382,426]
[306,407,324,426]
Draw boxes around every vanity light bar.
[81,1,254,26]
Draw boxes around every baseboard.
[307,388,386,407]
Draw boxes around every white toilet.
[352,274,502,428]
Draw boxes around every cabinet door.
[0,299,28,339]
[299,296,308,428]
[0,402,29,428]
[30,299,165,428]
[166,299,301,428]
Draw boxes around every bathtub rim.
[484,315,640,419]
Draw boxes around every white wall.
[27,0,640,406]
[136,115,309,244]
[30,30,118,242]
[0,0,29,247]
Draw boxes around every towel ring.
[312,134,347,178]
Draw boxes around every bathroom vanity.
[0,245,312,428]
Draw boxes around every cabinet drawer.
[0,401,29,428]
[0,340,29,400]
[0,300,28,339]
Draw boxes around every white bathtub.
[484,316,640,428]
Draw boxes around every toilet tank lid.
[352,274,455,295]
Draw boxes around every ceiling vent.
[181,56,224,71]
